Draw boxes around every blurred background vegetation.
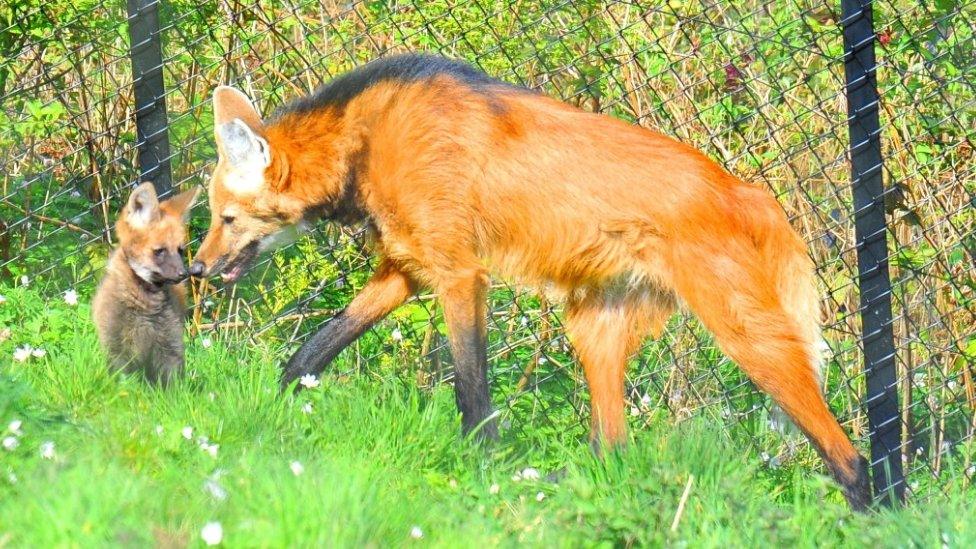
[0,0,973,499]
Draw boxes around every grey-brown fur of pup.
[92,182,200,385]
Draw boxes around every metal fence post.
[126,0,172,196]
[840,0,905,505]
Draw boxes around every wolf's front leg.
[281,260,415,390]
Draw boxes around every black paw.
[841,454,873,512]
[463,412,500,442]
[278,362,307,394]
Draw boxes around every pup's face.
[116,182,201,286]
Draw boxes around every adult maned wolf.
[93,182,200,385]
[189,53,871,510]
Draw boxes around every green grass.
[1,289,975,548]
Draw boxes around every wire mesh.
[0,0,973,501]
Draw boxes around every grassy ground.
[1,288,974,547]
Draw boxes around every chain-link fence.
[1,0,974,504]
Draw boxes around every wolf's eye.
[153,248,166,258]
[221,215,235,225]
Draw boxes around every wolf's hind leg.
[564,289,674,447]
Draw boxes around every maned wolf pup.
[92,182,200,385]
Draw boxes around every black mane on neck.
[270,53,527,119]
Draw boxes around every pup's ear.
[125,182,160,227]
[162,185,202,222]
[213,86,264,132]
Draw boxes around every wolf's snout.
[188,261,205,278]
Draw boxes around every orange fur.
[193,57,871,509]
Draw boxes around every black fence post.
[126,0,172,196]
[840,0,905,505]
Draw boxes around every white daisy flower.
[63,289,78,306]
[201,337,213,349]
[31,348,46,358]
[40,441,55,459]
[7,419,22,436]
[0,294,6,304]
[20,275,28,287]
[391,327,403,342]
[409,526,424,539]
[13,346,32,362]
[535,491,546,502]
[630,406,640,417]
[203,479,228,501]
[182,426,194,440]
[299,374,320,389]
[155,425,164,436]
[200,441,219,457]
[488,483,500,495]
[520,467,541,481]
[640,394,652,407]
[201,522,223,546]
[2,436,19,451]
[300,402,313,414]
[290,461,304,476]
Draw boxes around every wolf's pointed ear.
[163,185,202,222]
[126,182,160,227]
[213,86,264,132]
